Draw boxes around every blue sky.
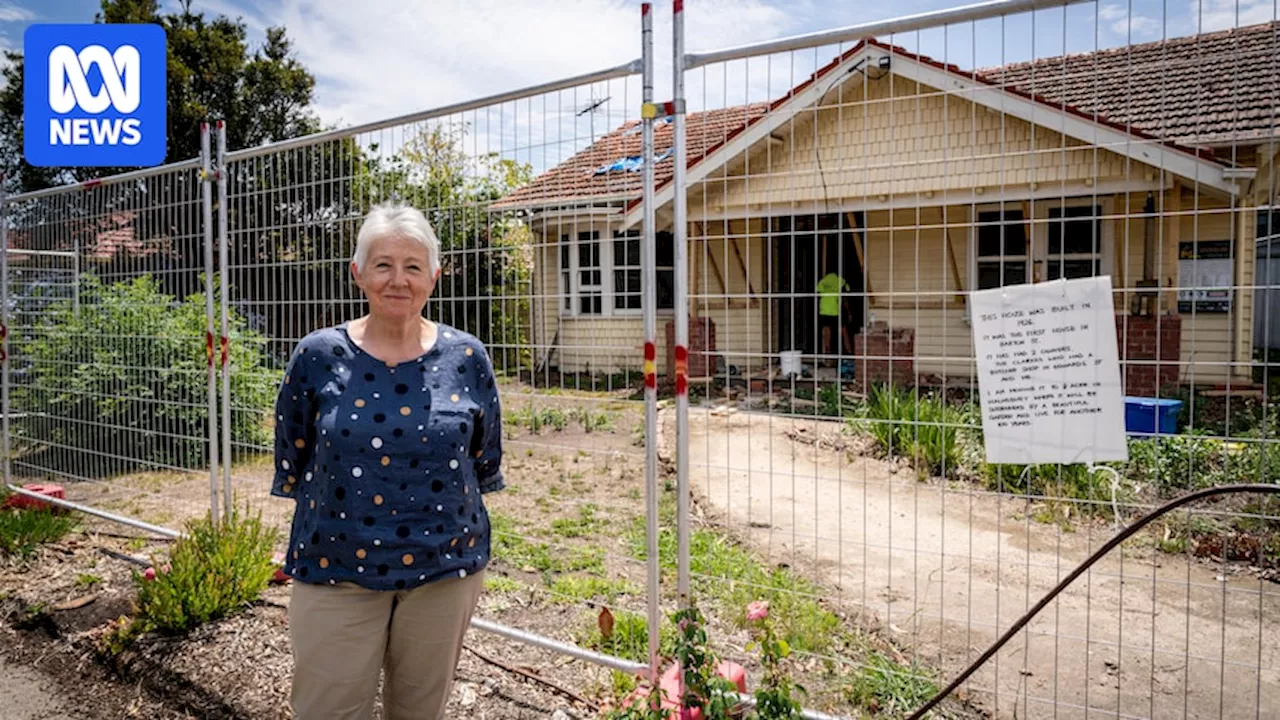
[2,0,1275,170]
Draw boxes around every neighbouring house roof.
[979,21,1280,147]
[495,21,1278,213]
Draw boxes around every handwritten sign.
[970,276,1128,465]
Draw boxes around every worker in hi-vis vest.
[816,270,854,359]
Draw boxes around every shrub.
[0,507,76,557]
[14,274,276,470]
[854,384,968,478]
[127,507,278,638]
[982,463,1122,504]
[1126,433,1234,497]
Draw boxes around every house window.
[613,231,642,311]
[612,230,675,312]
[974,208,1028,289]
[577,231,603,315]
[1046,204,1103,280]
[558,228,675,316]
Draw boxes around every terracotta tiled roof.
[490,103,769,210]
[979,21,1280,146]
[497,23,1277,210]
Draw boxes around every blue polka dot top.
[271,322,504,591]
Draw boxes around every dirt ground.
[0,391,712,719]
[15,384,1273,719]
[684,407,1280,719]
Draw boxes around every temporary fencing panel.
[2,2,1277,718]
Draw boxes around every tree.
[0,0,320,194]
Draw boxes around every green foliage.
[123,507,277,641]
[0,508,76,557]
[673,605,743,719]
[491,513,605,576]
[843,652,939,717]
[581,609,676,664]
[548,575,636,604]
[628,517,840,655]
[746,602,807,719]
[1125,433,1239,497]
[551,504,606,538]
[14,274,275,470]
[854,384,968,478]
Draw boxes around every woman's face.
[351,234,438,322]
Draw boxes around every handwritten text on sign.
[970,276,1128,465]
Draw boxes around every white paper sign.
[970,276,1128,465]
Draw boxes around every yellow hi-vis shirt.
[816,273,848,316]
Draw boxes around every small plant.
[551,503,605,538]
[853,384,968,478]
[746,601,806,719]
[76,573,103,588]
[673,604,742,719]
[581,608,676,664]
[843,651,938,716]
[106,506,277,650]
[0,507,76,557]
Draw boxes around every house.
[492,22,1280,395]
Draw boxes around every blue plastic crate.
[1124,396,1183,435]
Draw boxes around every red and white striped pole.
[639,0,662,686]
[672,0,691,609]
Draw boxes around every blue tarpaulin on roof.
[594,147,673,174]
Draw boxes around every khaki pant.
[289,572,485,720]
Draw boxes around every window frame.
[556,225,676,318]
[969,203,1031,292]
[1038,198,1113,283]
[968,197,1114,293]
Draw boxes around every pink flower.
[143,567,156,582]
[746,601,769,622]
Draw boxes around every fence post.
[639,1,662,682]
[0,184,10,491]
[217,120,233,521]
[671,0,691,608]
[200,122,221,526]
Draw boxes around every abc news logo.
[48,44,143,146]
[24,24,166,168]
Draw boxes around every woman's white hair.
[352,202,441,275]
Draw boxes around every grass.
[549,575,638,604]
[76,573,104,588]
[843,651,940,716]
[850,384,970,479]
[484,574,523,593]
[0,507,77,557]
[579,608,677,664]
[626,501,840,655]
[491,512,606,576]
[551,503,606,538]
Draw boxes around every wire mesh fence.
[672,4,1279,719]
[2,1,1278,718]
[1,155,219,530]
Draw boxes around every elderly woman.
[272,202,503,719]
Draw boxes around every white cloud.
[0,3,34,23]
[1099,4,1163,38]
[1183,0,1278,32]
[197,0,798,131]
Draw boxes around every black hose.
[907,483,1280,720]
